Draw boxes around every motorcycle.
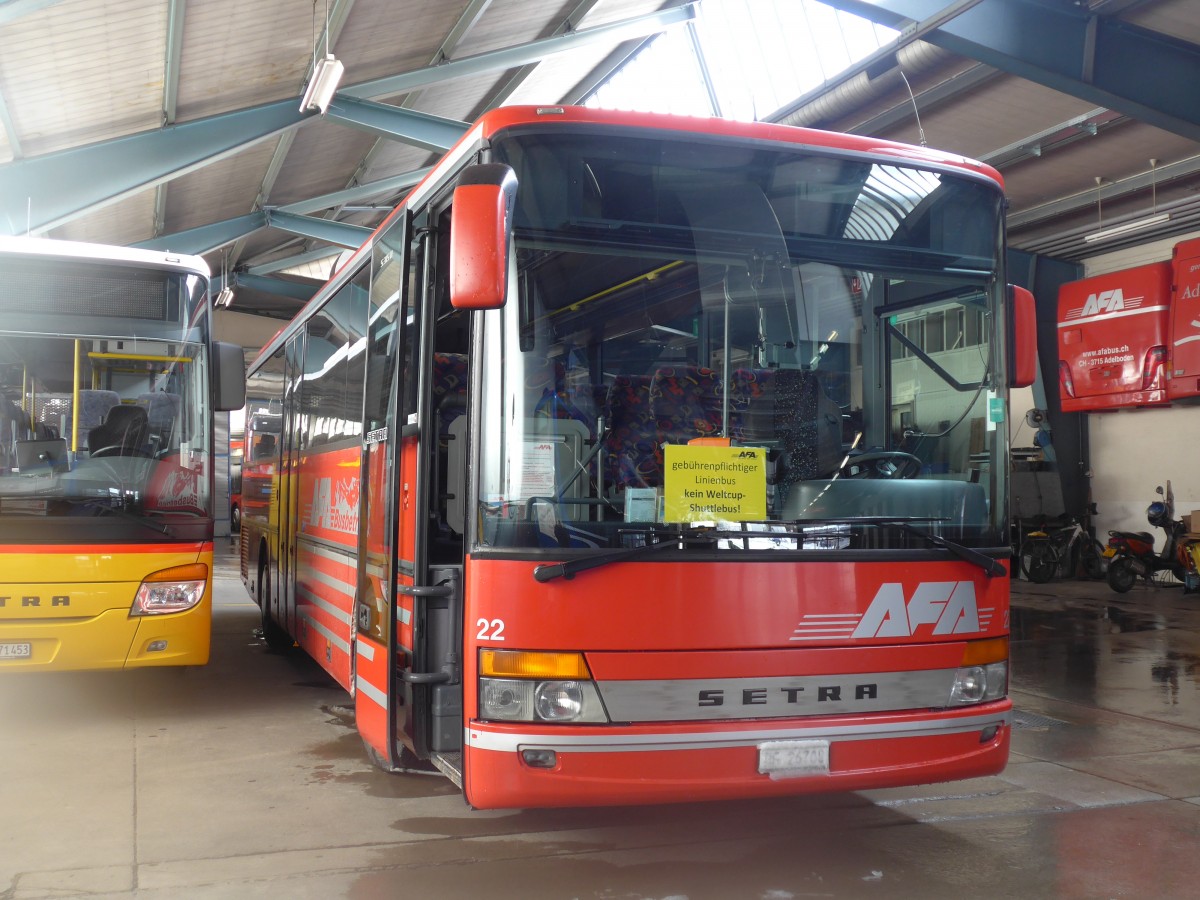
[1106,481,1199,593]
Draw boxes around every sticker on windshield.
[662,444,766,523]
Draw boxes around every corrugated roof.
[0,0,1198,358]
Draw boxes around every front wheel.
[1021,540,1058,583]
[1107,556,1137,593]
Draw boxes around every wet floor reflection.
[1010,584,1200,717]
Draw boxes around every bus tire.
[258,557,293,653]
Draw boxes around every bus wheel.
[257,559,293,653]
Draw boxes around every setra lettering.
[696,684,878,707]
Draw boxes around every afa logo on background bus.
[305,476,359,536]
[852,581,982,638]
[1064,288,1145,321]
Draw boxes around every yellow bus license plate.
[0,643,33,660]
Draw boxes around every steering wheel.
[841,451,922,479]
[90,445,152,459]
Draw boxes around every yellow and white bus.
[0,237,245,670]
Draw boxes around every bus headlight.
[479,678,607,722]
[947,637,1008,706]
[949,662,1008,705]
[478,650,609,723]
[131,563,208,616]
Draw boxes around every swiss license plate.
[0,642,32,660]
[757,739,830,778]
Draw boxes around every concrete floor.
[2,542,1199,899]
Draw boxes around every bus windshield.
[475,129,1007,552]
[0,268,213,540]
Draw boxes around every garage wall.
[1080,229,1200,543]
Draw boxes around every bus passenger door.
[354,215,423,767]
[277,335,305,638]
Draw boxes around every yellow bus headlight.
[131,563,208,616]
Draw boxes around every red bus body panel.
[460,556,1010,809]
[1169,238,1200,400]
[293,446,360,690]
[1057,263,1171,411]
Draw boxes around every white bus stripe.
[466,710,1010,754]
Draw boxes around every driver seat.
[89,404,150,456]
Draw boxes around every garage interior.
[1,1,1199,895]
[3,0,1200,538]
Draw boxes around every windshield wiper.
[534,531,685,582]
[534,524,834,582]
[533,517,1004,582]
[791,516,1003,576]
[856,517,1004,577]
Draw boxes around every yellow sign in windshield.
[662,444,766,523]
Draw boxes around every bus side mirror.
[1008,284,1037,388]
[450,163,518,310]
[214,341,247,412]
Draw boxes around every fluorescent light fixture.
[1083,211,1170,243]
[300,54,344,114]
[214,287,235,309]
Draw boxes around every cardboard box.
[1188,510,1200,539]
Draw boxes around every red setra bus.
[240,105,1036,809]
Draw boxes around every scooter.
[1106,481,1198,593]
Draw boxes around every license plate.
[758,740,830,778]
[0,642,32,660]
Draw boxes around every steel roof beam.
[324,98,467,151]
[342,3,695,101]
[314,0,500,238]
[153,0,188,237]
[144,167,429,256]
[0,101,303,236]
[226,0,360,267]
[0,3,695,237]
[1007,153,1200,231]
[227,273,319,303]
[979,108,1128,170]
[0,0,63,25]
[278,167,431,217]
[823,0,1200,142]
[845,62,997,136]
[134,211,268,254]
[485,0,605,108]
[264,210,371,249]
[0,87,22,161]
[245,247,341,277]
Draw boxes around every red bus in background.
[1169,237,1200,400]
[1058,237,1200,410]
[240,105,1035,809]
[229,437,244,530]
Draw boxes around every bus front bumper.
[0,603,211,670]
[463,702,1011,809]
